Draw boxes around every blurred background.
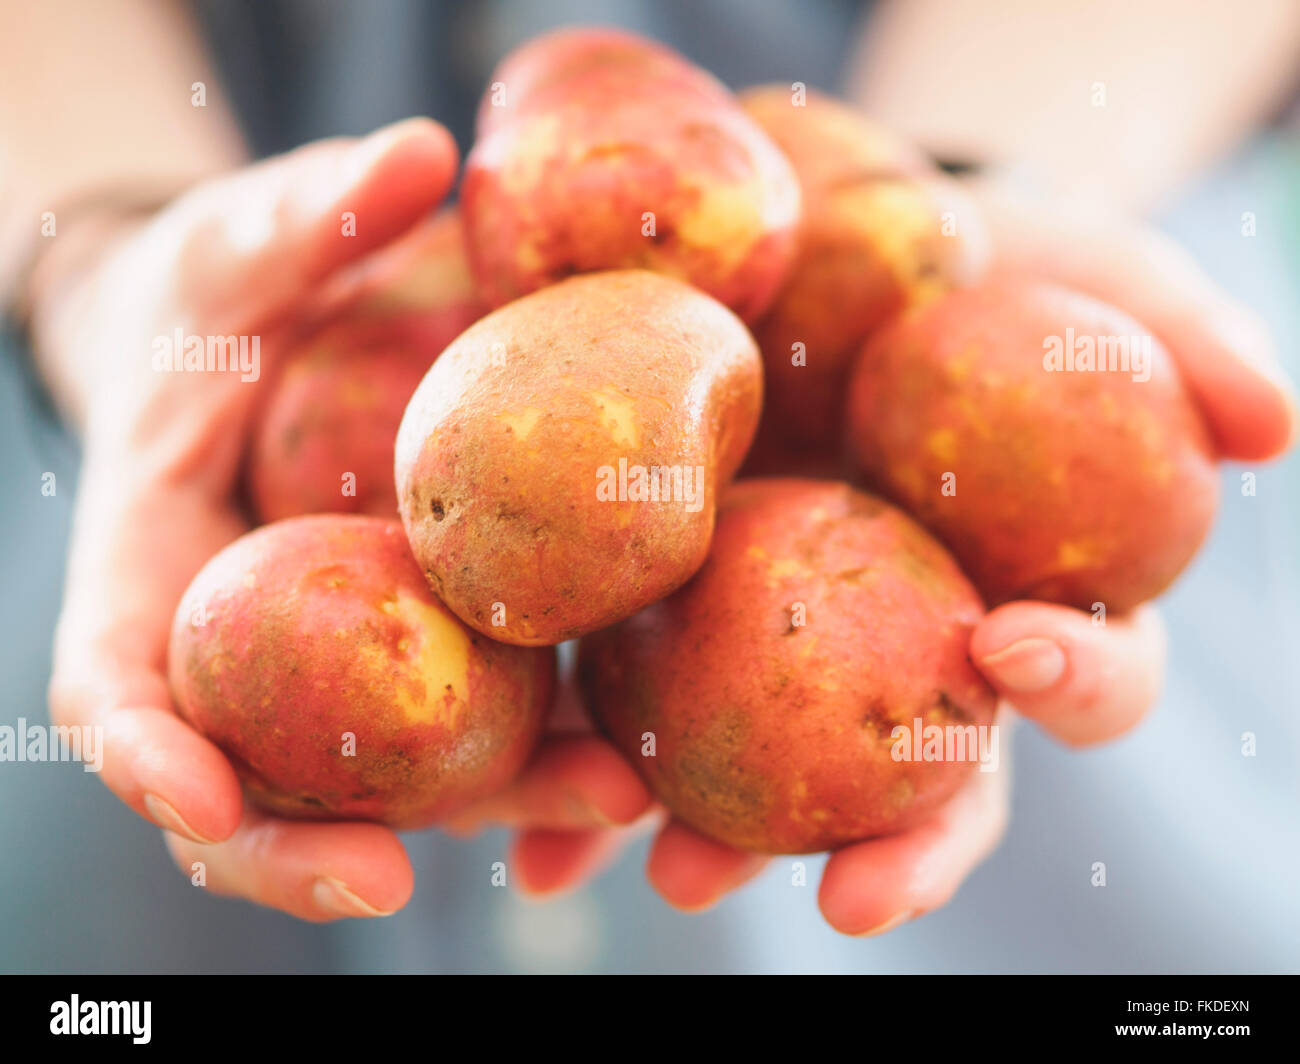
[1,0,1298,973]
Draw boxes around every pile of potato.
[169,29,1217,852]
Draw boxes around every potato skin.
[345,207,484,323]
[168,516,555,829]
[462,32,800,323]
[741,85,989,455]
[247,323,438,521]
[247,210,484,522]
[578,478,997,854]
[476,26,728,135]
[395,270,762,646]
[846,278,1219,612]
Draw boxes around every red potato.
[461,29,801,323]
[741,85,989,456]
[738,413,854,481]
[579,478,997,854]
[475,26,728,135]
[248,321,440,521]
[344,206,484,322]
[395,269,763,646]
[246,209,484,522]
[846,278,1219,612]
[168,516,555,828]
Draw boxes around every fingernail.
[979,637,1066,693]
[144,793,216,845]
[312,876,394,918]
[343,125,404,182]
[858,909,918,937]
[342,118,440,187]
[302,121,425,216]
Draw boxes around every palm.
[49,122,463,918]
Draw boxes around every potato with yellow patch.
[395,270,762,646]
[740,85,989,456]
[461,29,800,323]
[578,478,997,854]
[247,209,485,521]
[345,207,483,322]
[168,516,554,828]
[846,278,1219,612]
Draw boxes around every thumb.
[974,182,1297,461]
[49,468,251,844]
[163,117,458,334]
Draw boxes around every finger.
[977,184,1297,461]
[47,122,459,851]
[164,806,413,922]
[818,758,1010,936]
[440,733,652,834]
[646,820,770,912]
[971,600,1166,746]
[510,823,639,898]
[49,476,247,844]
[166,117,458,333]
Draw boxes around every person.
[2,0,1296,946]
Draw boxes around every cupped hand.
[41,118,651,921]
[631,186,1297,935]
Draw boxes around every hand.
[40,118,651,921]
[639,186,1297,935]
[440,676,653,895]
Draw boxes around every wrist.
[16,185,183,319]
[17,191,177,431]
[28,214,145,432]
